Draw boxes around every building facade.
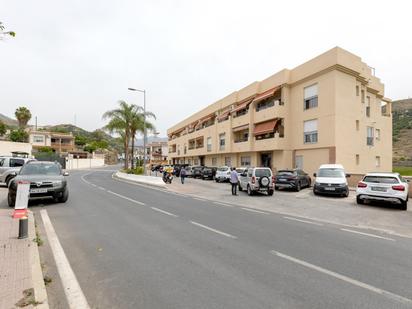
[29,131,75,153]
[167,47,392,182]
[146,141,168,164]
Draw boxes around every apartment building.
[29,131,75,153]
[146,141,169,164]
[167,47,392,183]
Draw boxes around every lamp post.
[128,87,147,175]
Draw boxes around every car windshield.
[318,168,345,178]
[218,167,228,171]
[20,163,60,176]
[363,176,399,184]
[255,169,271,177]
[277,170,294,176]
[236,168,245,173]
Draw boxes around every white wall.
[0,141,32,156]
[66,158,105,170]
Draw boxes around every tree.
[8,129,28,142]
[37,146,53,153]
[75,135,88,146]
[15,107,32,128]
[0,121,6,136]
[0,22,15,39]
[84,144,97,153]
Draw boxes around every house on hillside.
[29,130,75,153]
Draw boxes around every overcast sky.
[1,0,411,136]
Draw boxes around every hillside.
[392,98,412,163]
[0,113,18,126]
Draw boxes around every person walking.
[230,167,239,195]
[180,167,187,184]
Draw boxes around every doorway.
[260,153,272,168]
[199,156,205,166]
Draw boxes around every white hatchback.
[215,166,231,182]
[356,173,409,210]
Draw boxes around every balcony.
[254,135,285,152]
[232,113,249,128]
[232,140,250,152]
[254,101,286,124]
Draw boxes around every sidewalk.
[0,189,48,309]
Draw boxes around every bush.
[8,129,28,142]
[124,167,144,175]
[37,146,53,153]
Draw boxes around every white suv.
[0,156,33,187]
[356,173,409,210]
[215,166,231,182]
[239,167,274,196]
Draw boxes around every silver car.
[239,167,274,196]
[0,156,33,187]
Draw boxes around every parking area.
[167,177,412,238]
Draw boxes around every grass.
[393,166,412,176]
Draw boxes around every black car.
[192,166,205,179]
[275,169,311,191]
[202,167,217,180]
[8,161,69,207]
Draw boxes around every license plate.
[324,187,335,191]
[30,188,48,194]
[371,187,387,192]
[279,179,286,182]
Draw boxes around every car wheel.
[313,188,318,196]
[356,196,363,205]
[400,199,407,211]
[247,185,253,196]
[296,182,301,192]
[343,190,349,198]
[5,175,14,187]
[8,192,16,207]
[238,184,243,191]
[268,189,274,196]
[307,179,311,188]
[275,186,279,191]
[58,189,69,203]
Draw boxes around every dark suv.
[202,167,217,180]
[275,169,311,191]
[8,161,69,207]
[192,166,205,179]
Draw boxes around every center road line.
[213,201,234,207]
[241,207,269,215]
[283,216,323,226]
[271,250,412,305]
[97,186,106,191]
[40,210,90,309]
[193,197,207,202]
[106,190,146,206]
[340,228,395,241]
[190,221,237,239]
[151,207,179,217]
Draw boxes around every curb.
[28,211,49,309]
[113,172,167,188]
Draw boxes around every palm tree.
[129,108,156,169]
[15,107,32,128]
[103,101,135,169]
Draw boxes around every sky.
[1,0,411,137]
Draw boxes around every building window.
[376,156,381,167]
[304,84,318,110]
[194,159,199,165]
[225,156,231,167]
[184,145,187,154]
[188,159,192,165]
[295,155,303,169]
[367,127,374,146]
[207,137,212,152]
[234,129,249,143]
[356,154,360,165]
[376,129,380,140]
[256,98,275,112]
[361,90,365,103]
[33,135,44,143]
[219,133,225,151]
[366,102,371,117]
[212,157,217,166]
[356,120,359,131]
[304,119,318,144]
[240,156,251,167]
[356,85,359,96]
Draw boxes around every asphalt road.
[29,168,412,309]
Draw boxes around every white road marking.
[190,221,237,239]
[213,202,234,207]
[40,210,90,309]
[106,190,146,206]
[90,183,97,187]
[97,186,106,191]
[271,250,412,305]
[193,197,207,202]
[340,228,395,241]
[283,216,323,226]
[150,207,179,217]
[242,208,269,215]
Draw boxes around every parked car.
[184,166,194,177]
[275,169,311,191]
[7,161,69,207]
[192,166,205,179]
[151,164,162,172]
[202,167,217,180]
[215,166,231,182]
[0,156,34,187]
[313,164,350,197]
[356,173,409,210]
[238,167,274,196]
[236,167,248,178]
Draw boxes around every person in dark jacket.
[180,167,187,184]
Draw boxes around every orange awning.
[252,86,280,104]
[217,110,230,121]
[232,124,249,132]
[200,114,215,123]
[253,119,278,135]
[231,99,253,114]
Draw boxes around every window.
[212,157,217,166]
[207,137,212,152]
[356,85,359,96]
[366,104,370,117]
[304,119,318,143]
[304,84,318,110]
[188,159,192,165]
[234,129,249,143]
[376,129,380,140]
[219,133,225,151]
[184,145,187,154]
[240,156,251,167]
[356,154,360,165]
[367,127,374,146]
[10,159,24,167]
[361,90,365,103]
[225,156,231,167]
[356,120,359,131]
[295,155,303,169]
[0,158,4,167]
[33,135,44,143]
[376,156,381,167]
[256,98,275,112]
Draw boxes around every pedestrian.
[230,167,239,195]
[180,167,187,184]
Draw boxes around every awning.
[217,110,230,121]
[199,114,215,124]
[231,99,253,114]
[232,124,249,132]
[253,119,278,135]
[252,86,281,104]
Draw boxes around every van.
[313,164,350,197]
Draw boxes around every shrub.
[124,167,144,175]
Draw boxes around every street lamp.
[128,87,147,175]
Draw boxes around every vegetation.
[0,120,6,136]
[124,166,144,175]
[8,129,28,142]
[0,21,15,39]
[393,166,412,176]
[15,107,32,128]
[37,146,53,153]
